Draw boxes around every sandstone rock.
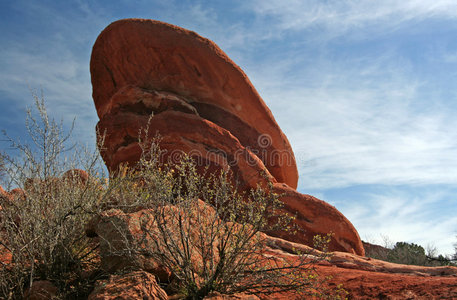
[24,280,59,300]
[90,199,266,285]
[322,268,457,300]
[88,271,167,300]
[0,188,25,227]
[265,236,457,277]
[9,188,26,201]
[92,200,218,282]
[0,185,8,200]
[62,169,89,185]
[90,18,298,188]
[270,183,365,256]
[24,169,89,193]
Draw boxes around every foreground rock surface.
[88,199,264,282]
[88,271,167,300]
[313,264,457,300]
[86,206,457,299]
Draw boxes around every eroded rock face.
[97,109,275,191]
[90,18,364,255]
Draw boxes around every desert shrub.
[0,93,107,299]
[100,134,345,299]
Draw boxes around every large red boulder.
[90,18,298,189]
[87,199,265,282]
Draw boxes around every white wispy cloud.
[241,36,457,190]
[248,0,457,37]
[339,187,457,255]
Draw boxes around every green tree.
[387,242,429,266]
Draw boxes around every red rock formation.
[318,266,457,299]
[0,185,8,199]
[62,169,89,185]
[91,208,174,280]
[0,185,9,211]
[9,188,26,201]
[90,18,365,255]
[90,18,298,189]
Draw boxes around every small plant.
[0,92,107,299]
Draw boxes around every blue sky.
[1,0,457,255]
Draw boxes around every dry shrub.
[0,93,107,299]
[102,136,346,299]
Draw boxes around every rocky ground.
[265,238,457,299]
